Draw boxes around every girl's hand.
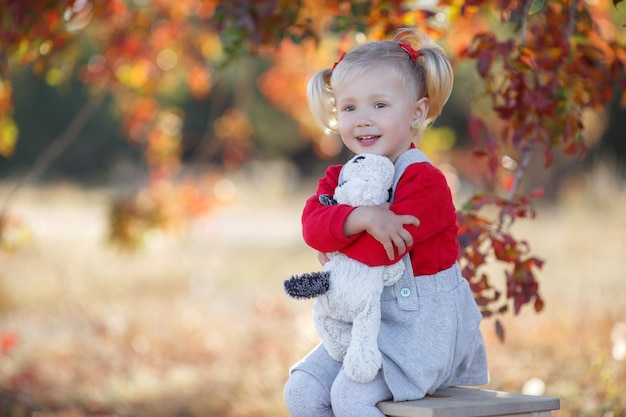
[318,251,330,266]
[344,204,420,261]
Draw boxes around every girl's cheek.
[338,113,353,126]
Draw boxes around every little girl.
[284,29,489,417]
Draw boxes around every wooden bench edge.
[377,387,560,417]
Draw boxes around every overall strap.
[392,148,432,303]
[390,148,431,203]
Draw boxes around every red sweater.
[302,160,459,277]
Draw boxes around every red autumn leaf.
[534,89,556,114]
[530,257,545,270]
[477,49,493,78]
[528,187,545,199]
[543,147,554,168]
[487,152,500,180]
[463,194,494,211]
[468,116,487,141]
[462,266,476,281]
[1,331,19,355]
[470,250,487,267]
[469,273,490,293]
[493,104,515,119]
[493,238,517,263]
[473,150,488,158]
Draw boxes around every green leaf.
[0,117,18,157]
[529,0,545,14]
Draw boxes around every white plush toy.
[284,153,405,383]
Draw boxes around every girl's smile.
[356,135,380,145]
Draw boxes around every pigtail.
[307,68,338,134]
[419,45,454,124]
[394,29,454,126]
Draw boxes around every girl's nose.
[356,116,372,127]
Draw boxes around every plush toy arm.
[382,260,405,286]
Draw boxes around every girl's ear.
[413,97,429,125]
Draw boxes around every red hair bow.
[398,43,422,63]
[332,51,346,70]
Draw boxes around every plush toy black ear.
[318,194,337,206]
[284,271,330,299]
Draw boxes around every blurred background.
[1,1,625,416]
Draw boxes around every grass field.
[1,172,625,416]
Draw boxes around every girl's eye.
[374,102,387,109]
[342,105,355,112]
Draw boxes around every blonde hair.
[307,28,454,136]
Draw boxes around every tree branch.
[496,0,578,233]
[0,91,107,218]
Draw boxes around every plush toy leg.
[382,260,405,287]
[313,303,351,362]
[343,293,383,383]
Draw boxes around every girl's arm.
[314,204,419,264]
[343,204,419,261]
[340,163,457,266]
[301,165,362,253]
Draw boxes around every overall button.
[400,288,411,297]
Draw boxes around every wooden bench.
[377,387,560,417]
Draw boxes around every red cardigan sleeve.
[301,162,459,274]
[301,165,362,253]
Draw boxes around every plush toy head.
[286,153,396,301]
[333,153,395,207]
